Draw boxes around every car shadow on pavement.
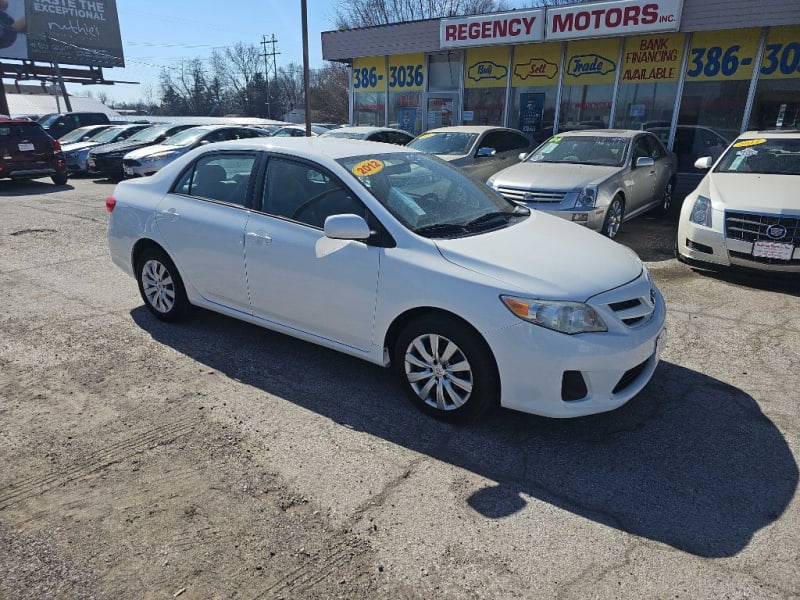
[132,306,797,559]
[0,180,73,195]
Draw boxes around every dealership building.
[322,0,799,184]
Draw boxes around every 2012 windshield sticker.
[352,159,384,177]
[735,148,758,157]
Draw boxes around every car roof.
[325,126,408,134]
[186,136,419,162]
[422,126,518,134]
[557,129,640,138]
[739,129,800,137]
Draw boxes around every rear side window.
[0,123,47,137]
[173,153,258,206]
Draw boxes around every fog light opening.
[562,371,588,401]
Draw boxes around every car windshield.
[90,127,127,143]
[162,128,207,147]
[526,135,630,167]
[127,126,171,143]
[321,131,365,140]
[337,152,527,237]
[408,132,478,155]
[59,127,98,143]
[714,137,800,175]
[37,114,60,127]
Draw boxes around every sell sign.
[546,0,683,41]
[441,9,545,48]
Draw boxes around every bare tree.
[334,0,511,28]
[310,62,350,123]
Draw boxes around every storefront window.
[749,26,800,130]
[614,34,684,129]
[559,38,620,130]
[672,29,761,175]
[352,57,386,126]
[428,52,462,91]
[388,53,426,136]
[510,42,561,144]
[463,47,508,126]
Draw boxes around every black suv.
[0,119,68,185]
[38,112,111,139]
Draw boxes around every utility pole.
[301,0,311,135]
[260,34,279,119]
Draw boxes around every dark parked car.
[37,112,111,139]
[0,118,68,185]
[87,123,198,179]
[62,124,151,174]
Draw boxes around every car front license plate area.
[752,240,794,261]
[124,166,133,176]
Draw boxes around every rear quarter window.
[0,123,48,137]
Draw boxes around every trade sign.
[562,38,619,85]
[441,9,545,49]
[546,0,683,41]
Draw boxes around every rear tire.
[52,172,68,185]
[135,248,191,322]
[393,314,498,423]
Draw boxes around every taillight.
[53,140,62,152]
[105,196,116,212]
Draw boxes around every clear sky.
[67,0,341,105]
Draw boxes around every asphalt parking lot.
[1,176,798,599]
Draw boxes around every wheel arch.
[131,238,171,272]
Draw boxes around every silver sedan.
[487,130,676,238]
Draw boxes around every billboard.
[0,0,124,67]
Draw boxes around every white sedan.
[677,130,800,274]
[107,138,666,420]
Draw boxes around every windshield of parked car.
[320,131,365,140]
[714,137,800,175]
[59,126,99,143]
[90,127,128,143]
[161,128,207,147]
[127,125,172,143]
[337,152,528,237]
[526,135,630,167]
[37,114,60,127]
[407,132,478,155]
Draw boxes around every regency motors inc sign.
[440,0,682,48]
[0,0,124,67]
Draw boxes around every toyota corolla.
[107,137,666,421]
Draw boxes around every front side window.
[715,138,800,175]
[261,157,364,228]
[173,153,258,205]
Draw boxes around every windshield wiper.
[413,222,468,237]
[464,208,528,230]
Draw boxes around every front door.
[425,94,459,131]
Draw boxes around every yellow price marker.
[352,159,385,177]
[733,139,767,148]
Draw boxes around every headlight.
[689,195,712,227]
[486,175,498,188]
[142,152,175,163]
[574,187,596,208]
[500,295,608,334]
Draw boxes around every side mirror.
[518,152,529,161]
[199,140,211,145]
[476,147,497,158]
[324,214,371,241]
[694,156,713,170]
[635,156,655,168]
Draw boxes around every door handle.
[246,230,272,244]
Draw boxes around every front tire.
[602,196,624,239]
[52,172,68,185]
[135,248,191,321]
[394,315,498,422]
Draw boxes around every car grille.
[607,295,655,327]
[495,186,567,204]
[725,211,800,265]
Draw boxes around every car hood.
[125,144,183,160]
[491,162,617,190]
[91,140,152,156]
[434,211,642,300]
[702,173,800,214]
[435,154,470,164]
[62,141,99,152]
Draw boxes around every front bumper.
[677,209,800,274]
[484,272,666,417]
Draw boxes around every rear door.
[1,122,54,170]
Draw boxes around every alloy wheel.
[404,333,474,411]
[141,259,176,314]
